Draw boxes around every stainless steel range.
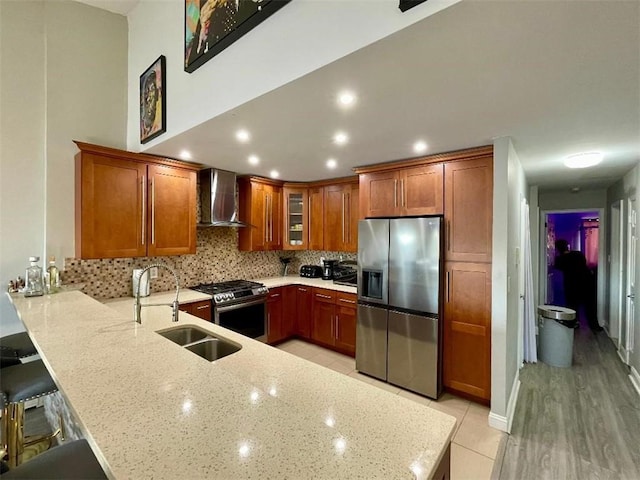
[190,280,269,341]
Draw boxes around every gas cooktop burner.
[190,280,268,304]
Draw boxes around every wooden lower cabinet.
[267,287,285,344]
[443,262,491,402]
[334,292,357,354]
[178,300,212,322]
[311,288,356,356]
[295,285,313,339]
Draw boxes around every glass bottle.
[25,256,44,297]
[47,256,60,293]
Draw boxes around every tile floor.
[277,339,505,480]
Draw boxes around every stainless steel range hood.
[198,169,248,227]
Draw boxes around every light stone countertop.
[253,275,357,294]
[8,290,455,480]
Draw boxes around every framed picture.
[140,55,166,144]
[184,0,291,73]
[399,0,428,12]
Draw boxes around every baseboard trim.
[630,366,640,397]
[489,370,521,433]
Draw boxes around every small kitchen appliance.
[322,259,338,280]
[332,261,357,287]
[132,268,150,297]
[299,265,322,278]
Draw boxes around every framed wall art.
[184,0,291,73]
[399,0,428,12]
[140,55,166,144]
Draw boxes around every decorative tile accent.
[44,391,83,442]
[62,228,356,299]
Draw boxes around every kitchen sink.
[156,326,241,362]
[184,338,241,361]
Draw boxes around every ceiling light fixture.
[338,91,356,107]
[270,170,279,178]
[326,158,337,169]
[248,155,260,165]
[564,152,603,169]
[333,132,349,145]
[413,140,428,154]
[179,150,192,160]
[235,129,250,142]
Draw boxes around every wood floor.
[498,325,640,479]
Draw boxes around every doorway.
[541,210,604,329]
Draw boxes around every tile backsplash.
[62,228,355,299]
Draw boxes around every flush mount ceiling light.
[564,152,603,169]
[179,150,192,160]
[333,132,349,145]
[270,170,279,178]
[235,129,250,142]
[326,158,337,169]
[413,140,428,154]
[248,155,260,165]
[337,91,356,107]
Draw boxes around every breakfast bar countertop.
[8,290,455,479]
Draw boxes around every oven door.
[214,296,267,342]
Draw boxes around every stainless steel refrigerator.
[356,217,443,399]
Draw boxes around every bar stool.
[1,360,62,468]
[0,332,38,361]
[1,439,107,479]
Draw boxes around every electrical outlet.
[150,267,158,279]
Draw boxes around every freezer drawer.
[387,310,440,398]
[356,303,388,381]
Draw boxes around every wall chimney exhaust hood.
[198,168,248,227]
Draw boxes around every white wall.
[0,0,127,334]
[490,137,528,432]
[126,0,460,151]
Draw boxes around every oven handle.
[215,296,267,315]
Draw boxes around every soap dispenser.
[25,256,44,297]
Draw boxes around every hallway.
[498,328,640,479]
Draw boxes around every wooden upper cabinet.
[443,261,492,402]
[444,157,493,263]
[238,177,283,251]
[359,171,398,218]
[308,186,324,250]
[282,186,308,250]
[402,164,443,216]
[359,164,443,218]
[323,182,359,252]
[74,142,197,259]
[147,165,197,257]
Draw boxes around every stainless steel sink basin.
[156,326,241,361]
[184,338,241,361]
[157,326,210,346]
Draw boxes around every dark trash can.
[538,305,577,368]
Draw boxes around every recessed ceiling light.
[248,155,260,165]
[270,170,279,178]
[235,129,250,142]
[326,158,337,169]
[179,150,192,160]
[338,91,356,107]
[413,140,428,153]
[564,152,603,169]
[333,132,349,145]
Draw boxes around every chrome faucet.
[134,263,180,324]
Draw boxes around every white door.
[608,201,623,344]
[620,197,636,365]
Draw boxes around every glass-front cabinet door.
[283,187,308,250]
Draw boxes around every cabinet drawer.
[313,288,337,304]
[188,300,212,322]
[336,292,357,307]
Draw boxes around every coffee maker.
[322,259,338,280]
